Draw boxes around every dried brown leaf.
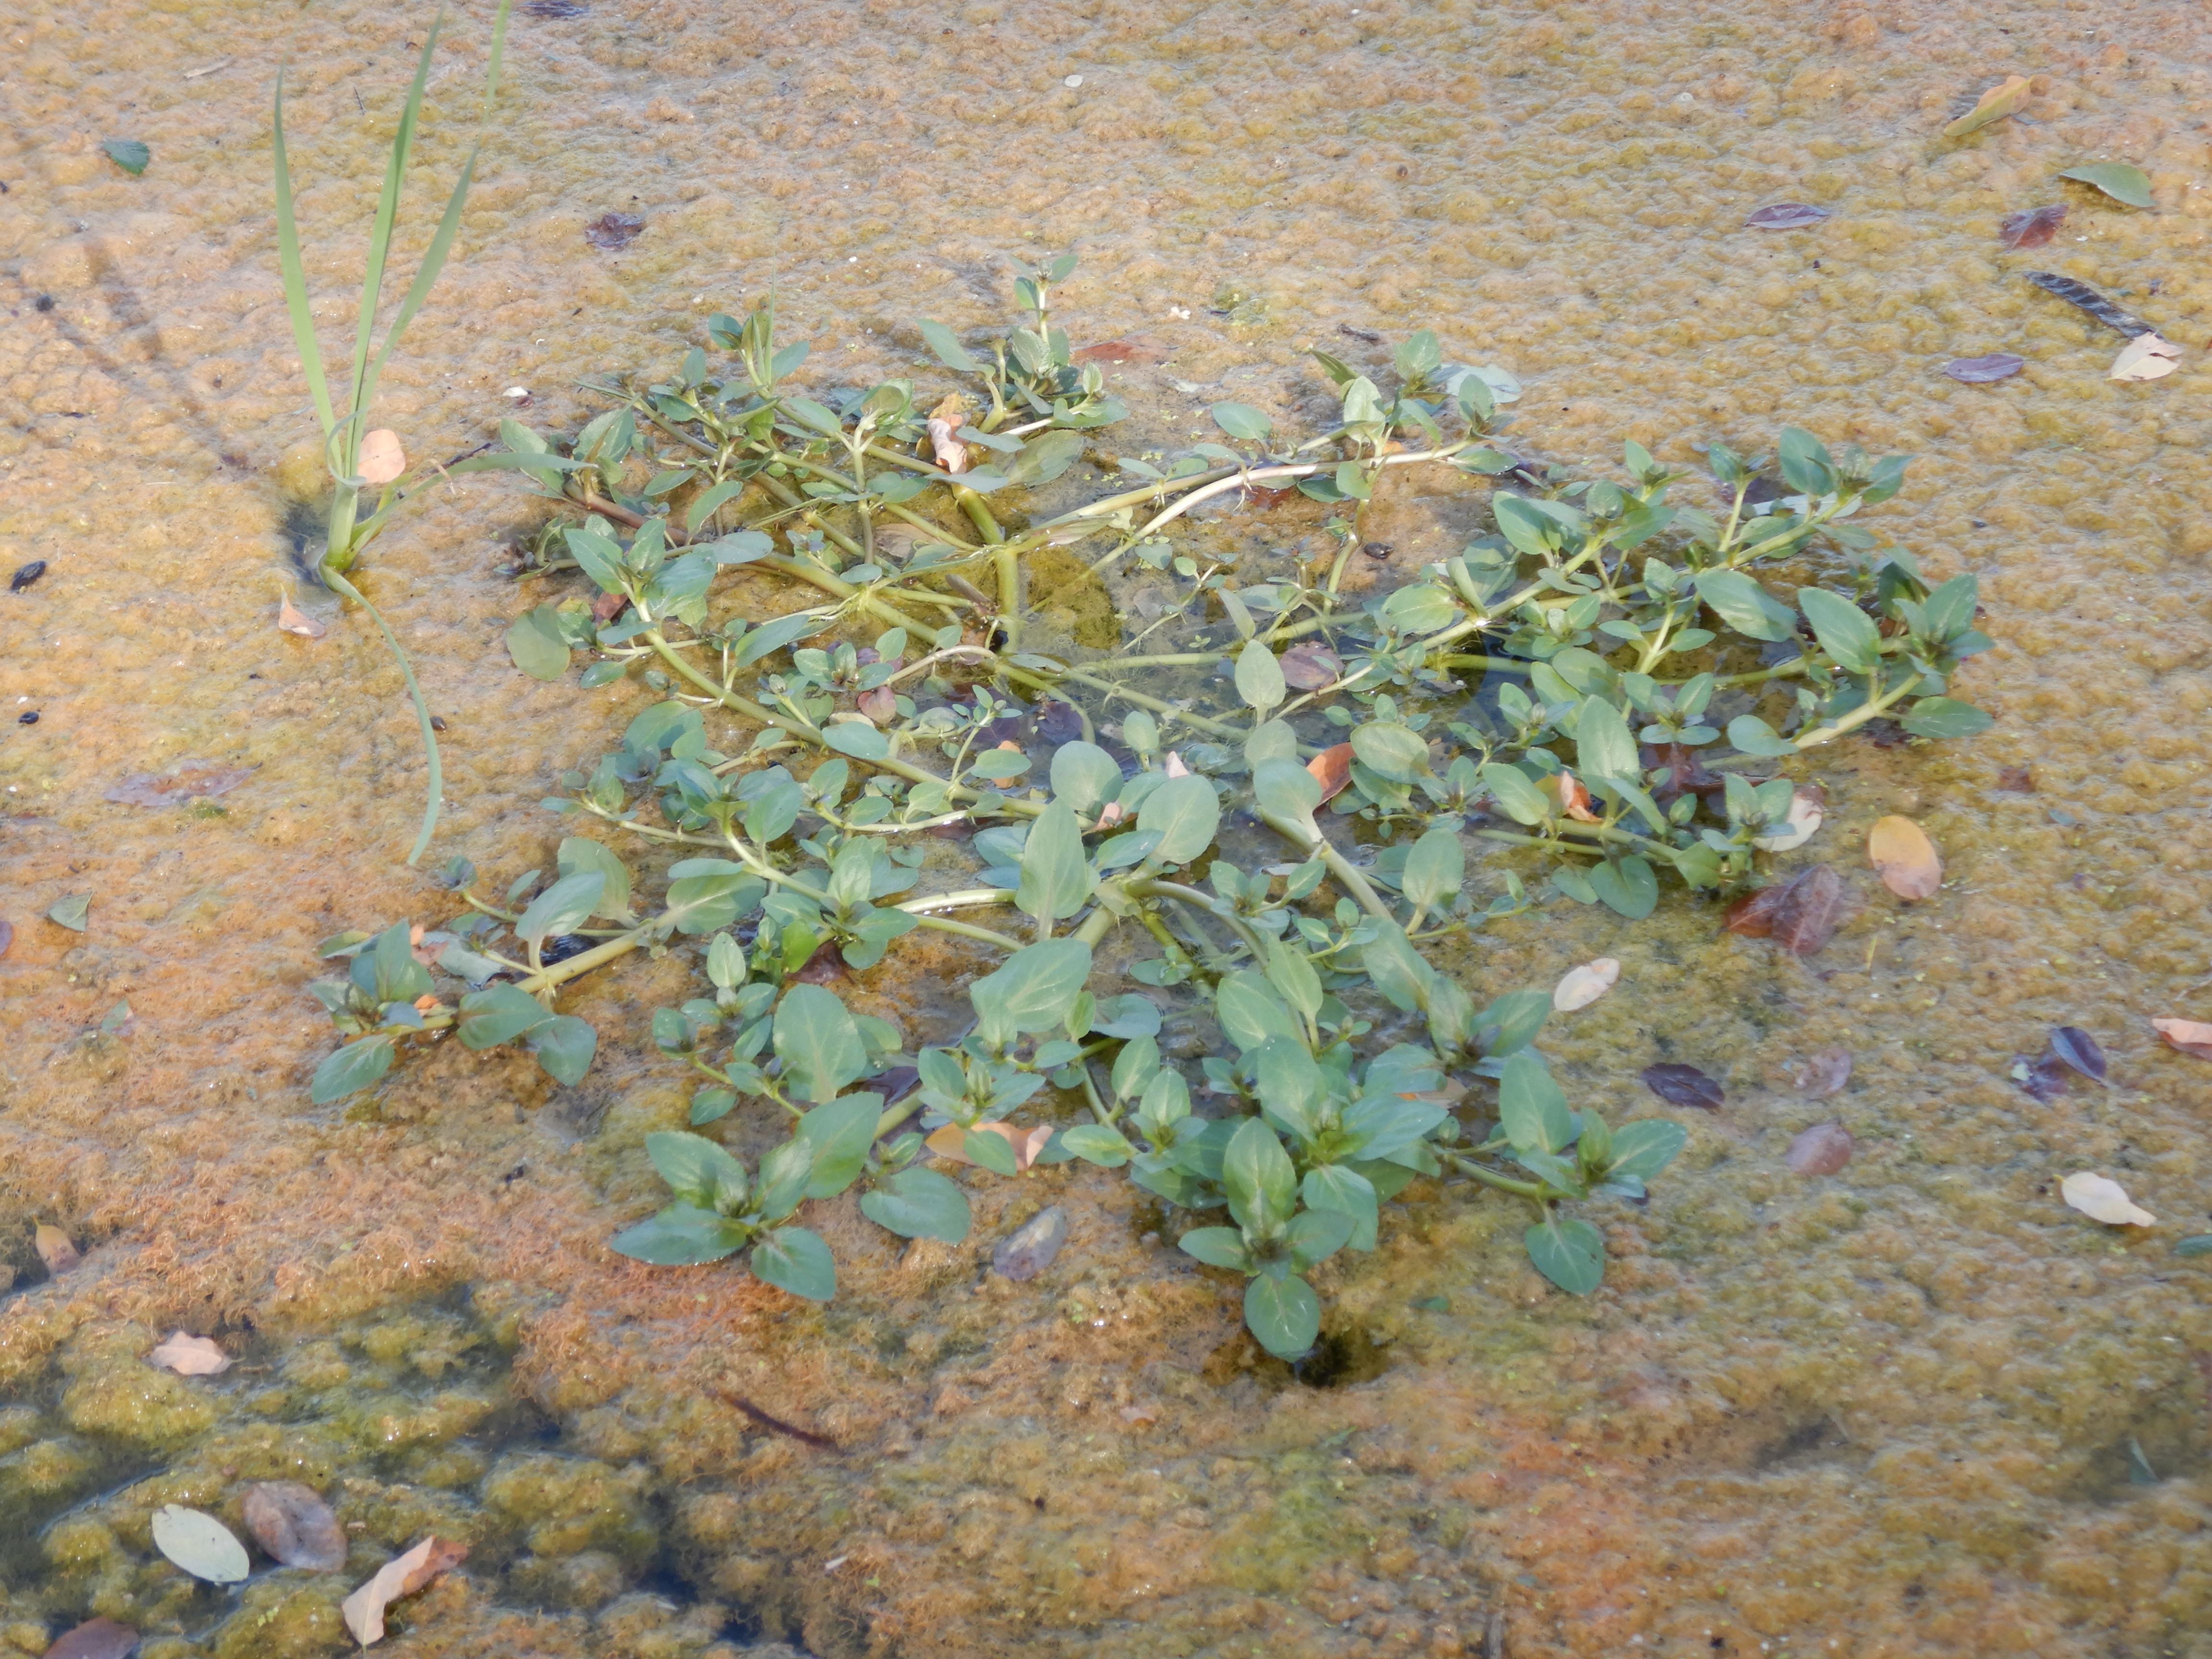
[856,686,896,725]
[1998,204,2066,248]
[357,429,406,486]
[42,1617,140,1659]
[1770,864,1849,956]
[243,1481,348,1572]
[1943,74,2030,139]
[1786,1122,1854,1177]
[1071,337,1171,366]
[1995,765,2035,792]
[926,392,970,474]
[1867,816,1942,900]
[341,1536,467,1646]
[1307,743,1354,804]
[148,1332,230,1377]
[2060,1171,2154,1227]
[277,593,328,638]
[792,941,848,986]
[1642,1063,1725,1111]
[2110,331,2181,382]
[35,1224,80,1274]
[584,212,643,250]
[1792,1047,1853,1097]
[2151,1018,2212,1060]
[926,1121,1052,1171]
[1277,641,1343,691]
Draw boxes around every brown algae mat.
[5,0,2212,1656]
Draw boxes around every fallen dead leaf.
[1998,203,2066,248]
[148,1332,230,1377]
[2110,331,2181,382]
[1943,73,2030,139]
[1642,1063,1724,1111]
[926,392,970,474]
[2061,1171,2154,1227]
[1786,1122,1853,1177]
[927,1121,1053,1171]
[2023,271,2153,338]
[1731,865,1850,955]
[1995,764,2035,792]
[1541,768,1600,824]
[1071,337,1171,366]
[40,1617,140,1659]
[243,1481,349,1572]
[1867,815,1942,900]
[583,211,643,250]
[2151,1018,2212,1060]
[1792,1047,1853,1097]
[104,761,257,807]
[1751,785,1825,852]
[856,686,896,725]
[1943,353,2026,384]
[1744,203,1831,229]
[341,1536,468,1646]
[2047,1025,2108,1085]
[357,429,406,485]
[35,1224,80,1274]
[1307,743,1353,804]
[1551,957,1620,1012]
[590,590,629,625]
[277,592,328,638]
[1276,641,1343,691]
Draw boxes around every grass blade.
[271,71,336,439]
[324,569,443,866]
[346,12,444,467]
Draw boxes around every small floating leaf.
[277,593,329,638]
[1867,816,1942,900]
[2176,1235,2212,1257]
[1306,743,1353,804]
[2047,1026,2108,1084]
[2022,272,2153,338]
[2150,1018,2212,1060]
[1551,957,1620,1012]
[2060,1171,2153,1227]
[1750,786,1824,852]
[2110,332,2181,382]
[1793,1048,1853,1097]
[1743,203,1830,230]
[342,1536,468,1645]
[42,1618,140,1659]
[1944,353,2025,384]
[1943,74,2030,139]
[1997,204,2066,248]
[102,138,150,175]
[357,429,406,485]
[1786,1122,1854,1177]
[47,893,90,932]
[243,1481,348,1572]
[151,1505,251,1584]
[505,606,571,681]
[2058,162,2154,209]
[148,1333,230,1377]
[1277,641,1342,690]
[1641,1063,1724,1111]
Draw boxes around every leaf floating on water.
[148,1332,230,1377]
[2150,1018,2212,1061]
[1277,641,1343,690]
[1642,1063,1724,1111]
[1793,1047,1853,1097]
[583,211,644,250]
[342,1536,468,1646]
[2047,1025,2108,1085]
[1786,1122,1854,1176]
[1070,338,1170,366]
[1763,864,1849,956]
[2177,1235,2212,1257]
[1306,743,1354,804]
[1751,786,1824,852]
[151,1505,251,1584]
[47,893,91,932]
[2109,332,2181,382]
[1551,957,1620,1012]
[1998,204,2066,248]
[1743,203,1831,230]
[2021,272,2154,338]
[34,1224,80,1274]
[41,1617,140,1659]
[357,429,406,486]
[1943,353,2026,384]
[244,1480,349,1571]
[1942,74,2031,139]
[1867,815,1942,900]
[277,592,329,639]
[102,138,151,175]
[1995,765,2035,792]
[2061,1171,2154,1227]
[2058,161,2154,209]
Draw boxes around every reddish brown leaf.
[277,593,329,638]
[1792,1048,1853,1097]
[1642,1063,1724,1111]
[244,1481,348,1572]
[1998,204,2066,248]
[1770,864,1848,956]
[1723,884,1786,938]
[1307,743,1353,804]
[1944,353,2026,384]
[1071,337,1171,366]
[1277,642,1343,691]
[1786,1123,1853,1177]
[793,941,848,985]
[1745,203,1831,229]
[342,1536,467,1646]
[590,590,629,624]
[42,1617,139,1659]
[1035,699,1084,745]
[584,212,644,250]
[2150,1018,2212,1061]
[1995,765,2035,792]
[856,686,896,725]
[1647,741,1724,806]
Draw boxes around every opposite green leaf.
[1525,1214,1605,1295]
[751,1226,837,1300]
[1244,1273,1322,1358]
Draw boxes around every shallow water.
[5,0,2212,1655]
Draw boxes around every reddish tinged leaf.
[1642,1063,1725,1111]
[1944,353,2026,384]
[793,941,848,985]
[42,1617,139,1659]
[1793,1048,1853,1097]
[2150,1018,2212,1060]
[1648,741,1723,805]
[1770,864,1848,957]
[1786,1122,1853,1176]
[1307,743,1354,804]
[1071,337,1171,366]
[2048,1026,2108,1084]
[1745,203,1831,229]
[1277,642,1343,691]
[277,593,329,638]
[1999,204,2066,248]
[1995,765,2035,792]
[584,212,644,250]
[856,686,896,725]
[1723,884,1786,938]
[1035,699,1085,745]
[590,590,629,624]
[357,429,406,486]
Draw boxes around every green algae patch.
[60,1368,218,1449]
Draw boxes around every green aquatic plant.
[305,267,1992,1356]
[272,0,512,864]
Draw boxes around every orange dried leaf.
[341,1536,467,1646]
[926,1121,1052,1171]
[277,594,328,639]
[926,393,969,474]
[357,429,407,485]
[1307,743,1353,804]
[2151,1018,2212,1061]
[1867,815,1941,900]
[148,1332,230,1377]
[35,1224,80,1274]
[1942,74,2030,139]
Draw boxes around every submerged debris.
[993,1205,1069,1280]
[2022,272,2155,338]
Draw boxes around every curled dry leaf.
[1998,204,2066,248]
[244,1480,349,1571]
[1995,764,2035,792]
[2061,1172,2154,1227]
[2110,332,2181,382]
[1541,769,1600,824]
[1792,1047,1854,1097]
[1786,1122,1854,1177]
[34,1224,80,1274]
[1944,353,2026,384]
[1744,203,1831,230]
[1551,957,1621,1012]
[1751,785,1825,852]
[357,429,406,486]
[1642,1063,1724,1111]
[1307,743,1354,804]
[41,1618,140,1659]
[342,1536,468,1646]
[926,1121,1053,1171]
[148,1332,230,1377]
[1867,815,1942,900]
[277,592,329,638]
[2150,1017,2212,1060]
[1276,641,1343,690]
[926,392,969,474]
[1943,73,2030,139]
